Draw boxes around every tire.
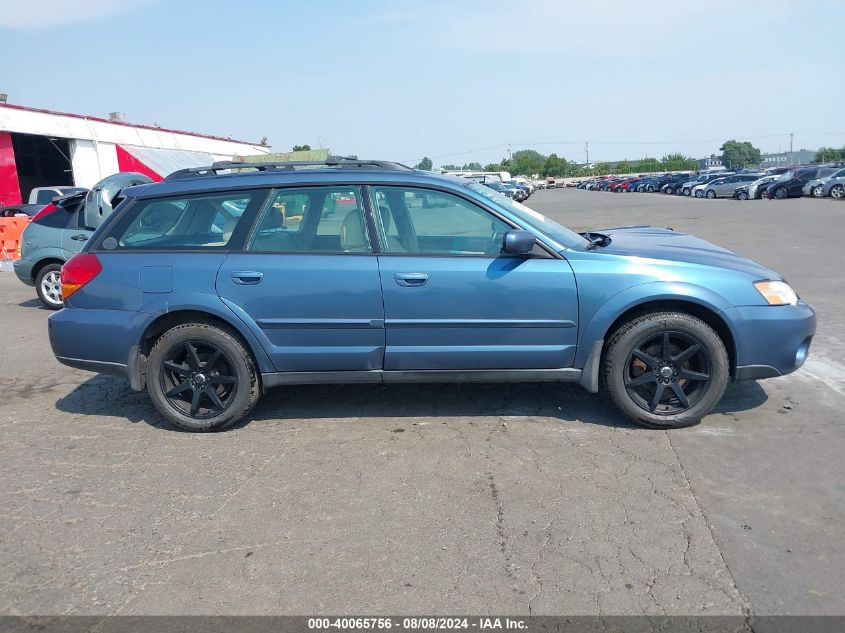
[147,321,260,432]
[665,186,674,195]
[35,263,64,310]
[694,189,704,198]
[737,191,749,200]
[772,186,788,200]
[830,185,844,199]
[647,185,655,193]
[705,190,716,199]
[683,187,690,196]
[811,185,823,198]
[601,311,729,429]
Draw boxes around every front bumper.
[722,302,816,381]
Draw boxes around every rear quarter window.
[106,190,262,250]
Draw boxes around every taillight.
[61,253,102,300]
[31,203,58,222]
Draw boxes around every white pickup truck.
[27,186,87,205]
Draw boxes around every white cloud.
[0,0,156,30]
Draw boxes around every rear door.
[216,185,385,372]
[370,185,579,371]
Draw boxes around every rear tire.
[147,322,260,432]
[35,263,64,310]
[601,312,729,429]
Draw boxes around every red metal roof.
[0,102,264,147]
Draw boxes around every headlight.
[754,280,798,306]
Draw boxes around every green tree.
[464,162,483,171]
[543,153,568,177]
[719,140,762,169]
[813,147,845,163]
[509,150,546,176]
[482,162,501,172]
[292,144,311,152]
[416,157,433,170]
[615,160,631,173]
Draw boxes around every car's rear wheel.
[830,185,844,199]
[647,185,655,192]
[682,187,690,196]
[705,190,716,199]
[147,322,260,432]
[35,263,64,310]
[601,312,729,429]
[772,186,788,199]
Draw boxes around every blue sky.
[2,0,844,166]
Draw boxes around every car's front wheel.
[694,189,704,198]
[147,322,260,431]
[36,263,64,310]
[830,185,844,199]
[736,190,749,200]
[772,186,788,200]
[601,312,729,429]
[811,185,823,198]
[705,190,716,199]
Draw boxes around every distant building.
[760,150,816,167]
[697,155,725,171]
[0,102,270,206]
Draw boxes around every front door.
[370,185,579,371]
[216,185,385,372]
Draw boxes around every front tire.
[736,191,749,200]
[147,322,260,431]
[772,186,788,200]
[705,190,716,199]
[35,263,64,310]
[830,185,844,199]
[694,189,704,198]
[601,312,729,429]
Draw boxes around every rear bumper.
[722,302,816,381]
[12,258,35,286]
[48,307,140,376]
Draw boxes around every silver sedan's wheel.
[830,185,844,199]
[705,190,716,199]
[811,185,823,198]
[694,189,704,198]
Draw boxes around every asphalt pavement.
[1,189,843,617]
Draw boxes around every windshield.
[466,182,588,249]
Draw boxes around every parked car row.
[576,164,845,201]
[479,179,533,202]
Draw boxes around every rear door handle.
[231,271,264,285]
[394,272,428,287]
[70,234,88,241]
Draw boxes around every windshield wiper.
[581,232,611,250]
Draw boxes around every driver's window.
[372,186,511,256]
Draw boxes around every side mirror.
[502,230,536,255]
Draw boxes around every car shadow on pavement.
[55,374,769,432]
[18,298,51,310]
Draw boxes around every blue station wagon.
[48,157,816,431]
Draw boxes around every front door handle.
[70,234,88,241]
[394,272,428,287]
[231,271,264,285]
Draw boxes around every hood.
[591,225,779,278]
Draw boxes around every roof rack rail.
[164,155,413,181]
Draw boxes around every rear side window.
[247,186,370,253]
[34,189,59,205]
[112,191,256,250]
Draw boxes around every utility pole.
[508,143,512,161]
[789,133,794,165]
[585,141,590,168]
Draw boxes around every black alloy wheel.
[624,331,711,415]
[160,341,238,419]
